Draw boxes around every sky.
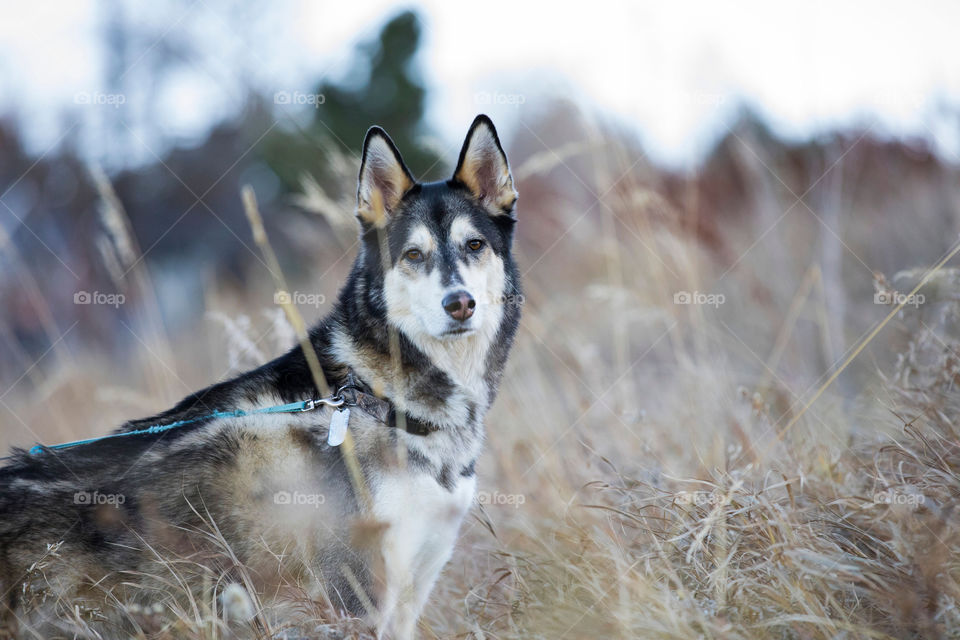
[1,0,959,168]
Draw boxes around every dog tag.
[327,408,350,447]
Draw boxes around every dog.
[0,114,521,639]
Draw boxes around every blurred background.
[1,0,957,395]
[3,2,960,635]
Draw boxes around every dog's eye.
[405,248,423,262]
[467,239,484,252]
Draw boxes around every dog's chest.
[372,470,476,584]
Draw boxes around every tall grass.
[3,110,960,639]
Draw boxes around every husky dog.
[0,115,520,639]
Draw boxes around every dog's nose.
[442,290,475,321]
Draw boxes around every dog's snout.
[442,290,475,321]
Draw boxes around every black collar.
[338,373,437,437]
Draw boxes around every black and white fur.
[0,115,521,639]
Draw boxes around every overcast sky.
[1,0,958,167]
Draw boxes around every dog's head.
[355,115,518,344]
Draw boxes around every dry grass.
[3,112,960,639]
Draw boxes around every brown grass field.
[3,109,960,639]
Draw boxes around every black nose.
[442,290,475,321]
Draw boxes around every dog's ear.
[357,127,416,227]
[453,115,518,216]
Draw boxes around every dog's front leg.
[375,532,418,640]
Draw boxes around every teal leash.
[28,394,346,456]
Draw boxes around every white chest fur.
[371,471,476,639]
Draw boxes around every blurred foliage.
[0,9,446,366]
[260,10,441,197]
[1,5,957,377]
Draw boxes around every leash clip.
[302,396,345,412]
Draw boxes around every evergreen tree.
[262,11,440,197]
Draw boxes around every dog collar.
[337,374,437,437]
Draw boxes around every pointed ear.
[357,127,416,227]
[453,115,518,216]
